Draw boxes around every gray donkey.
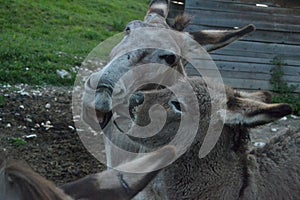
[127,77,298,200]
[82,0,255,167]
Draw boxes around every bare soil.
[0,85,103,186]
[0,85,299,186]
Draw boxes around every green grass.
[0,0,148,85]
[0,96,6,106]
[9,137,27,147]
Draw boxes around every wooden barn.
[168,0,300,93]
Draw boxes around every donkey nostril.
[129,92,144,107]
[94,91,112,113]
[159,54,176,65]
[129,92,144,119]
[125,26,131,34]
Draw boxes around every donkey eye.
[159,54,176,65]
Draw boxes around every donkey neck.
[161,126,251,199]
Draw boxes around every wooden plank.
[216,61,300,76]
[211,54,300,67]
[216,41,300,56]
[212,48,300,62]
[223,78,272,90]
[186,61,300,76]
[219,70,300,83]
[186,10,300,33]
[186,8,300,26]
[185,1,300,16]
[187,24,300,45]
[186,73,300,92]
[168,10,183,19]
[196,0,300,10]
[222,78,300,92]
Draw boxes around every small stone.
[18,90,30,96]
[24,134,37,139]
[19,105,25,109]
[25,118,33,123]
[6,123,11,128]
[18,125,27,129]
[279,116,287,121]
[254,142,266,148]
[45,103,51,109]
[291,115,300,119]
[56,69,72,79]
[68,125,75,131]
[34,124,40,128]
[271,128,278,132]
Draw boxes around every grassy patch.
[0,0,148,85]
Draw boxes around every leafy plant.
[270,57,300,115]
[9,137,27,147]
[0,96,6,106]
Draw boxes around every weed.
[9,137,27,147]
[270,57,300,115]
[0,96,6,106]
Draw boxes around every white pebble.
[291,115,300,119]
[24,134,37,139]
[56,69,72,79]
[271,128,278,132]
[279,116,287,121]
[19,105,25,109]
[25,118,33,123]
[45,103,51,109]
[254,142,266,148]
[6,123,11,128]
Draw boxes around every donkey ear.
[238,91,272,103]
[61,146,175,200]
[222,97,292,127]
[189,24,255,52]
[146,0,169,18]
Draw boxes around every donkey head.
[127,77,292,150]
[82,0,255,131]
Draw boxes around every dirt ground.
[0,84,299,186]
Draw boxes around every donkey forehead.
[108,13,182,59]
[110,27,182,59]
[127,14,169,30]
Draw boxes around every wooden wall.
[168,0,185,21]
[173,0,300,92]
